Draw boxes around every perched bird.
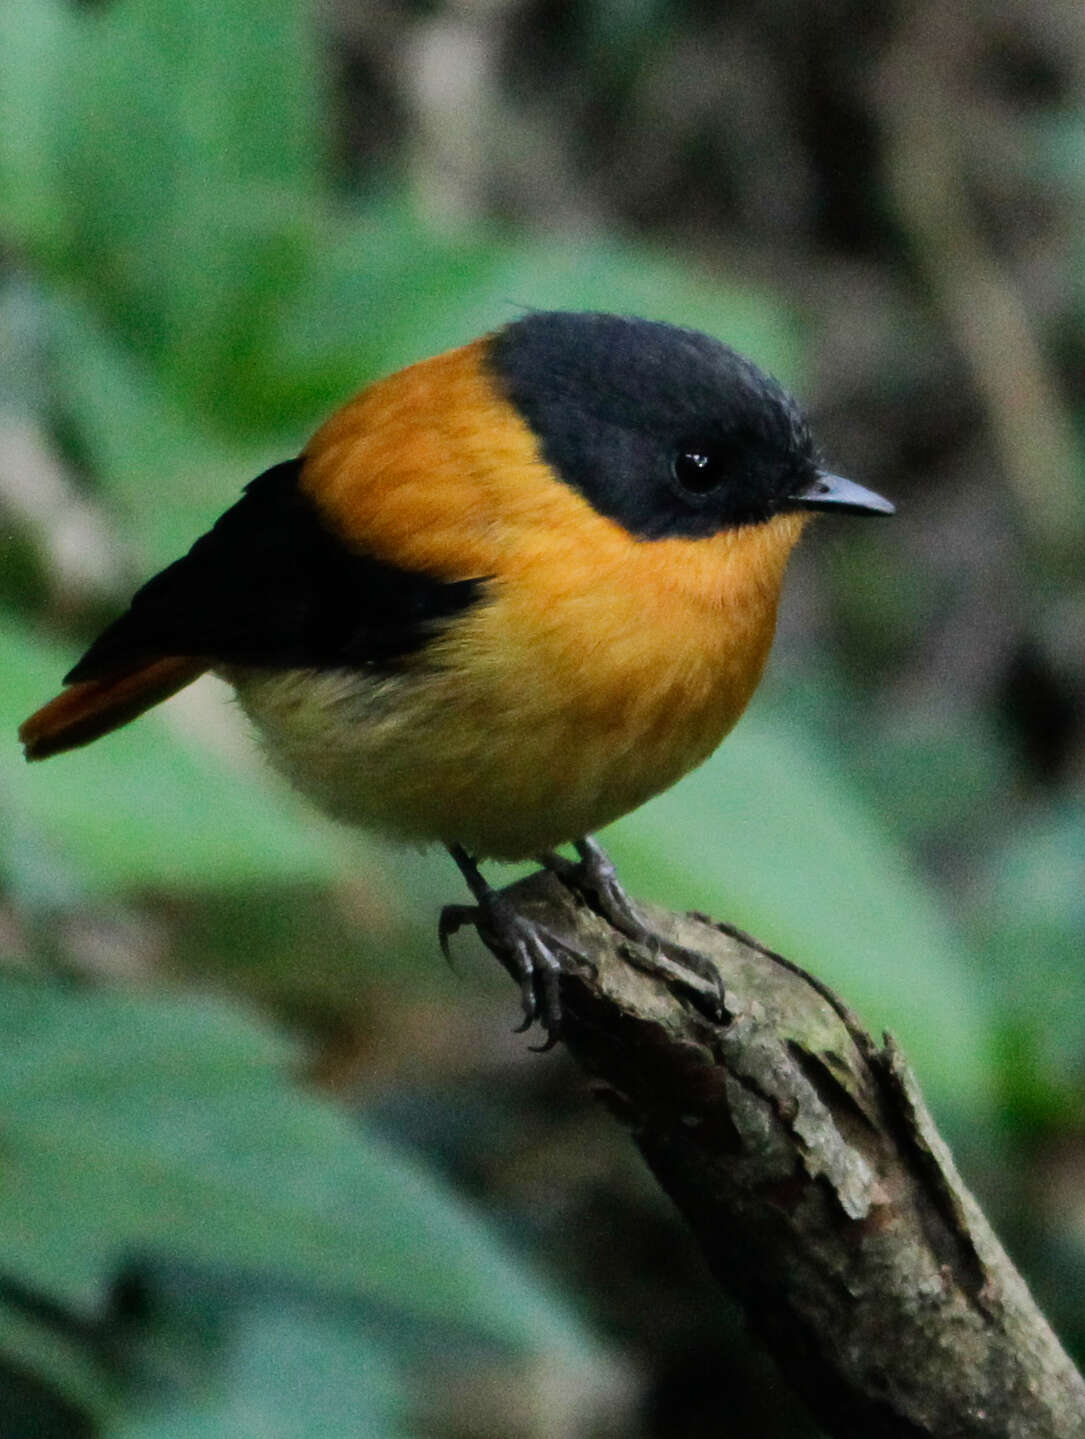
[19,311,892,1033]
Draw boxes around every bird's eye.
[672,448,726,495]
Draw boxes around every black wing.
[66,459,486,682]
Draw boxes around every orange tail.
[19,657,208,761]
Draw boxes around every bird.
[18,310,893,1036]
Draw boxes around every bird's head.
[486,311,892,541]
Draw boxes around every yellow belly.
[231,660,731,859]
[225,513,803,859]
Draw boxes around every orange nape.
[18,656,207,761]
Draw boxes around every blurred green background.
[1,0,1083,1434]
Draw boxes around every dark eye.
[672,448,726,495]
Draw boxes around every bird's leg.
[440,843,583,1046]
[540,837,648,933]
[572,836,646,933]
[541,837,724,1014]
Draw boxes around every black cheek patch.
[486,311,812,540]
[65,459,487,683]
[520,410,718,541]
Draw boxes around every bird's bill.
[789,473,895,516]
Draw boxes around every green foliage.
[0,972,584,1432]
[113,1307,409,1439]
[0,0,324,432]
[978,807,1085,1124]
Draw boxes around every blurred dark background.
[0,0,1083,1434]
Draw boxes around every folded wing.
[19,459,486,760]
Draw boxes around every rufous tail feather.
[19,657,208,761]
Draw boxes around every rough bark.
[490,871,1085,1439]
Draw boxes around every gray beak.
[790,472,895,517]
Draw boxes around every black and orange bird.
[19,312,892,1032]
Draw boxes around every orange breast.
[417,510,803,854]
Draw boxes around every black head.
[486,311,891,539]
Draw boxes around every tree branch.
[492,872,1085,1439]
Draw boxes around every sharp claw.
[529,1029,560,1054]
[438,903,478,966]
[437,885,569,1040]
